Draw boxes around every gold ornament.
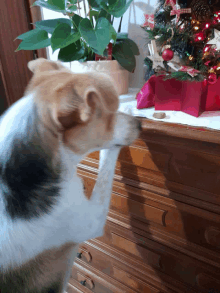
[147,40,166,69]
[207,29,220,51]
[208,67,216,73]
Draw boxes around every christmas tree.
[143,0,220,84]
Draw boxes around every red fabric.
[136,75,156,109]
[136,75,220,117]
[205,78,220,111]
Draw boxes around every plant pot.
[70,60,129,95]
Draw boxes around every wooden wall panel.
[0,0,46,106]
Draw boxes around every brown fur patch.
[0,242,77,293]
[26,58,119,155]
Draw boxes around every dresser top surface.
[119,88,220,145]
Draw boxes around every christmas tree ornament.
[179,65,200,77]
[208,67,216,73]
[190,0,212,21]
[147,40,166,69]
[169,0,191,23]
[164,0,176,7]
[216,63,220,75]
[195,32,205,41]
[208,73,217,84]
[207,29,220,50]
[142,14,155,29]
[162,47,174,60]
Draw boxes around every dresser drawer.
[74,244,173,293]
[78,169,220,263]
[79,141,220,207]
[69,262,137,293]
[110,186,220,253]
[94,221,220,292]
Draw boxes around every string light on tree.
[143,0,220,83]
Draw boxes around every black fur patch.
[0,105,62,220]
[0,271,63,293]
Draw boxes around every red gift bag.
[154,76,182,111]
[205,78,220,111]
[155,76,207,117]
[136,75,156,109]
[181,80,207,117]
[136,75,220,117]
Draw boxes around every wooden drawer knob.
[205,227,220,247]
[77,272,94,290]
[77,247,92,262]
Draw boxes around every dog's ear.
[54,84,102,130]
[28,58,64,73]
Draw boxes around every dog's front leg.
[90,148,121,233]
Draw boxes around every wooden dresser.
[67,118,220,293]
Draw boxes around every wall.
[42,0,157,89]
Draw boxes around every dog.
[0,58,141,293]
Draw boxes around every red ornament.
[195,32,205,42]
[208,73,217,84]
[162,48,174,61]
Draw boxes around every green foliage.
[164,72,205,82]
[15,29,50,51]
[58,41,85,61]
[79,17,112,55]
[35,18,72,34]
[16,0,138,72]
[51,23,80,52]
[88,0,133,18]
[32,0,66,13]
[113,38,139,72]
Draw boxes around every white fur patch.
[0,93,137,274]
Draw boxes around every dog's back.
[0,94,77,293]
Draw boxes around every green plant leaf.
[51,23,80,52]
[32,0,66,12]
[67,4,77,11]
[89,9,100,21]
[79,17,111,55]
[88,0,102,10]
[68,0,77,3]
[79,19,97,50]
[16,28,45,40]
[106,0,134,18]
[72,14,83,29]
[16,30,50,51]
[98,9,111,22]
[58,41,85,61]
[35,18,72,34]
[110,25,117,43]
[117,32,128,40]
[113,41,136,72]
[95,17,112,50]
[47,0,66,10]
[123,38,139,55]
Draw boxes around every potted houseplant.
[16,0,140,94]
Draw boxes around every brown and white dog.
[0,58,141,293]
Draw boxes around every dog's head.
[26,58,141,155]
